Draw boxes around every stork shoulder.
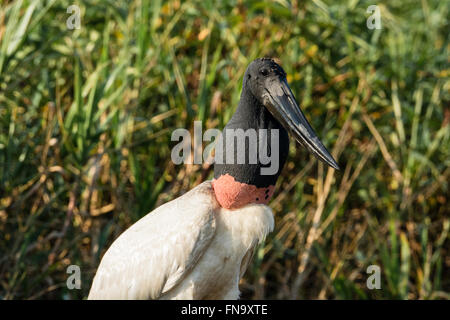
[88,181,219,300]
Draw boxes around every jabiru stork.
[88,58,339,300]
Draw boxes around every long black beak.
[263,78,340,170]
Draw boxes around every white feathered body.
[88,181,274,300]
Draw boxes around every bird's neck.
[212,87,289,210]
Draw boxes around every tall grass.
[0,0,448,299]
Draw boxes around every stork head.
[243,58,339,170]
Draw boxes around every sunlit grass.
[0,0,448,299]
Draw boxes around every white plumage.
[88,181,274,300]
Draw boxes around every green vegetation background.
[0,0,448,299]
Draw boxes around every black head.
[244,58,287,101]
[242,58,339,170]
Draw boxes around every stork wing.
[239,239,258,279]
[88,181,218,300]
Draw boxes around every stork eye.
[260,69,269,77]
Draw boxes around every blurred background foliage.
[0,0,449,299]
